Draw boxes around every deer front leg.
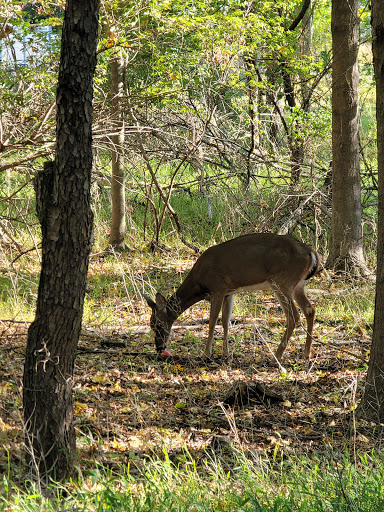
[222,294,235,357]
[303,308,315,359]
[203,294,224,358]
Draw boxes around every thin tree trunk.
[326,0,369,276]
[245,55,259,188]
[280,0,312,186]
[357,0,384,421]
[109,53,127,250]
[23,0,99,482]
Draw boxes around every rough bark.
[326,0,369,276]
[23,0,99,482]
[109,53,127,250]
[357,0,384,421]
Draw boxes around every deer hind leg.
[273,288,299,362]
[222,294,235,357]
[293,281,315,359]
[203,293,224,358]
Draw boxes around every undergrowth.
[1,450,384,511]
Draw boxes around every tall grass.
[1,450,384,511]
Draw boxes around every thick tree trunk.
[357,0,384,421]
[326,0,369,276]
[109,53,127,250]
[23,0,99,482]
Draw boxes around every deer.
[144,233,320,362]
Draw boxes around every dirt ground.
[0,290,380,478]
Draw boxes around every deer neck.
[165,294,183,321]
[173,279,206,316]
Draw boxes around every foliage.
[0,0,377,253]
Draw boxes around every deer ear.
[142,293,156,310]
[155,293,168,312]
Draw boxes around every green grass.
[0,272,38,321]
[315,280,375,328]
[1,450,384,511]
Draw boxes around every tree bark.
[326,0,369,276]
[357,0,384,421]
[109,52,127,250]
[23,0,99,482]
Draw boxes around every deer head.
[144,292,180,354]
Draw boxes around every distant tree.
[326,0,369,276]
[109,51,127,250]
[357,0,384,421]
[282,0,313,187]
[23,0,100,482]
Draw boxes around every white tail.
[144,233,320,361]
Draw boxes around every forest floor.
[0,253,380,479]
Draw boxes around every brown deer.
[144,233,320,361]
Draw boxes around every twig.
[12,244,42,264]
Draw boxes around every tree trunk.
[326,0,369,276]
[356,0,384,421]
[245,55,259,188]
[281,0,312,187]
[109,53,127,250]
[23,0,99,483]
